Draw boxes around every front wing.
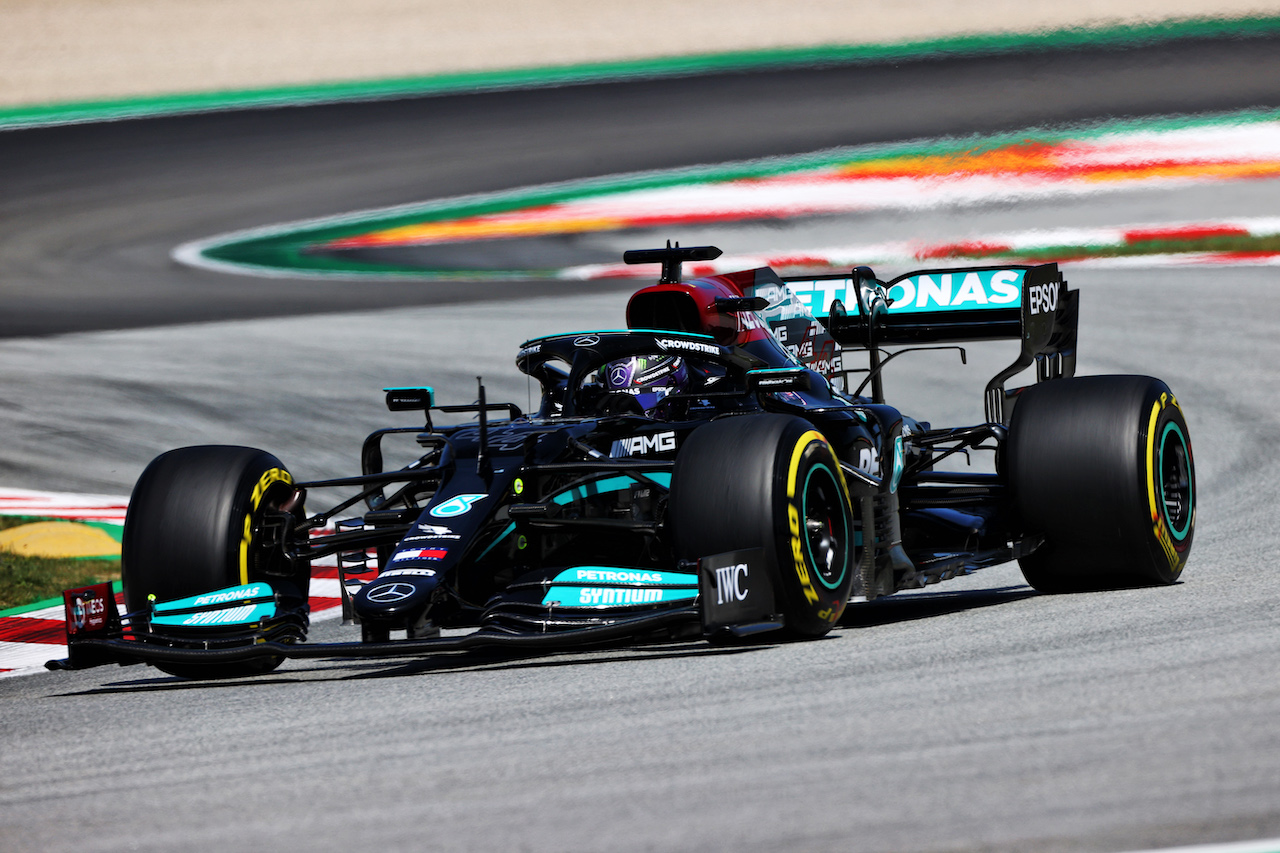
[47,549,786,672]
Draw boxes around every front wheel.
[1007,375,1195,592]
[670,414,857,637]
[122,445,309,677]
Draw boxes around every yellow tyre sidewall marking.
[1145,393,1185,575]
[1145,398,1162,523]
[785,430,853,622]
[239,467,292,586]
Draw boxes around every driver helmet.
[601,355,689,416]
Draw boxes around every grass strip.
[0,554,120,612]
[0,516,122,610]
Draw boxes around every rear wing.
[780,264,1078,424]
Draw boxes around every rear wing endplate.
[781,263,1078,424]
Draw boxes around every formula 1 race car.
[50,244,1195,678]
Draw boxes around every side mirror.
[384,386,435,412]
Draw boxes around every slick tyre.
[123,445,307,678]
[1006,375,1195,592]
[670,414,856,637]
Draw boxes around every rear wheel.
[123,445,308,677]
[1007,375,1195,592]
[670,414,856,637]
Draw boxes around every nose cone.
[352,571,440,625]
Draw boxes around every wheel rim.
[243,471,302,583]
[802,464,850,590]
[1159,422,1193,541]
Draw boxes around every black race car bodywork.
[51,245,1196,678]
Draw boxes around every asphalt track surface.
[3,33,1280,853]
[3,32,1280,337]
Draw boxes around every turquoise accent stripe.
[151,582,273,612]
[547,567,698,586]
[542,566,700,608]
[544,585,698,608]
[803,464,849,591]
[151,601,277,628]
[477,472,673,560]
[1161,422,1194,542]
[475,522,517,561]
[150,582,277,627]
[470,475,674,565]
[550,473,672,505]
[790,269,1027,317]
[4,16,1278,130]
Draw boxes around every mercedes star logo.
[365,582,417,603]
[573,335,600,347]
